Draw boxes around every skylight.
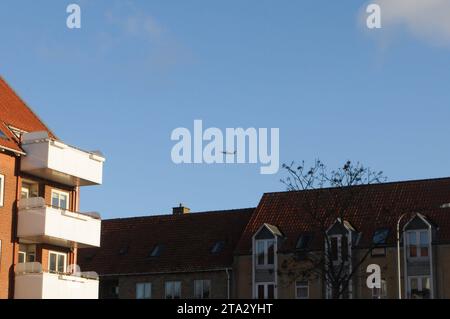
[119,246,129,256]
[372,228,390,245]
[0,130,8,140]
[149,244,164,257]
[211,241,225,254]
[296,233,313,250]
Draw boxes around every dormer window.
[211,241,225,254]
[407,230,429,259]
[256,239,275,266]
[149,244,164,257]
[329,235,349,263]
[296,233,313,250]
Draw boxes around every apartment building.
[0,76,105,299]
[83,177,450,299]
[234,178,450,299]
[78,206,252,299]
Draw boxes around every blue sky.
[1,1,450,218]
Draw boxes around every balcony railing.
[14,262,99,299]
[18,197,101,248]
[20,131,105,187]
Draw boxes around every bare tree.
[279,159,387,299]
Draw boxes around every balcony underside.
[22,167,95,187]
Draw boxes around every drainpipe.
[225,268,231,299]
[397,213,410,299]
[11,154,22,299]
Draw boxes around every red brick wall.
[0,152,19,299]
[0,154,79,299]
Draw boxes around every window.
[255,239,275,267]
[0,174,4,207]
[136,283,152,299]
[21,182,39,199]
[372,280,387,299]
[372,228,390,245]
[165,281,181,299]
[49,251,67,273]
[119,246,129,256]
[341,235,349,260]
[329,235,350,263]
[296,234,313,250]
[149,244,164,257]
[211,241,225,254]
[18,244,36,263]
[0,130,8,140]
[194,280,211,299]
[256,283,275,299]
[18,251,26,264]
[407,230,430,259]
[295,281,309,299]
[330,237,339,262]
[409,276,431,299]
[51,190,69,210]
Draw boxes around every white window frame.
[256,282,275,299]
[372,280,387,299]
[327,234,350,266]
[136,282,152,299]
[48,251,67,273]
[21,187,30,199]
[255,239,275,268]
[51,190,70,210]
[165,281,181,299]
[295,281,309,299]
[406,230,430,260]
[18,251,26,263]
[194,280,211,299]
[0,174,5,207]
[408,276,431,299]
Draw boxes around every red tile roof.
[235,178,450,255]
[0,76,55,153]
[78,208,253,276]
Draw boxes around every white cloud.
[105,2,164,40]
[361,0,450,46]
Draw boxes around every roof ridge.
[265,176,450,196]
[104,207,255,221]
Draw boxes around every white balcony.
[14,263,99,299]
[20,131,105,187]
[18,197,101,248]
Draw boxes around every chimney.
[173,203,190,215]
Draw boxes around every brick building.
[81,178,450,299]
[234,178,450,299]
[0,76,105,299]
[79,206,253,299]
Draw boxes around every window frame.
[48,251,67,274]
[255,239,276,268]
[0,174,5,207]
[136,282,152,299]
[406,230,430,260]
[165,281,182,299]
[194,280,211,299]
[51,190,70,210]
[256,282,275,299]
[295,281,309,299]
[372,280,387,299]
[328,234,350,265]
[408,276,431,299]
